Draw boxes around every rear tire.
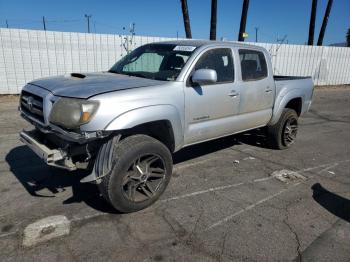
[98,135,173,213]
[267,108,299,150]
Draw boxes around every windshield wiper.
[108,71,145,78]
[108,70,121,75]
[124,72,148,79]
[109,70,163,80]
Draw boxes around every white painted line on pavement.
[206,182,301,231]
[317,163,339,174]
[163,160,350,203]
[161,182,245,202]
[0,230,18,238]
[174,156,222,171]
[205,159,350,230]
[70,212,107,223]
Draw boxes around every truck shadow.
[6,131,269,214]
[6,146,118,214]
[173,128,269,163]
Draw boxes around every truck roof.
[153,39,264,50]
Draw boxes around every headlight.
[49,98,99,129]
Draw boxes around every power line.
[46,19,82,23]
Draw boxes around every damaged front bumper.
[19,130,77,170]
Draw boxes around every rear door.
[184,47,240,145]
[237,49,274,128]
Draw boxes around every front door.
[184,47,240,145]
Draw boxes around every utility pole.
[277,35,288,44]
[84,14,92,33]
[238,0,250,41]
[255,27,258,42]
[317,0,333,46]
[308,0,317,45]
[42,16,46,31]
[209,0,217,40]
[5,20,9,28]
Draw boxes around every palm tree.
[180,0,192,38]
[308,0,318,45]
[210,0,217,40]
[317,0,333,46]
[238,0,250,41]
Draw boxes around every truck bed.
[272,75,314,119]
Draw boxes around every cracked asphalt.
[0,88,350,261]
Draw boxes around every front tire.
[267,108,299,150]
[98,135,173,213]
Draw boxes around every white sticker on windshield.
[173,45,196,52]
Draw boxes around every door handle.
[228,90,239,97]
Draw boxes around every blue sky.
[0,0,349,45]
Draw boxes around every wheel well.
[285,98,302,116]
[122,120,175,152]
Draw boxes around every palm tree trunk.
[238,0,250,41]
[308,0,317,45]
[210,0,217,40]
[180,0,192,38]
[317,0,333,46]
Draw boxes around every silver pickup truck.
[19,40,314,212]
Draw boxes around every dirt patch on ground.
[315,84,350,90]
[0,95,20,102]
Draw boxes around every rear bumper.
[19,130,76,170]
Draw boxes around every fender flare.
[269,89,304,126]
[105,104,184,150]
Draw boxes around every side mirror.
[191,69,217,85]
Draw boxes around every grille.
[20,90,45,123]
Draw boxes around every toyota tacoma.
[19,40,314,212]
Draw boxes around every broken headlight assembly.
[49,98,99,129]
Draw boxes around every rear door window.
[239,49,268,81]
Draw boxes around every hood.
[28,72,165,99]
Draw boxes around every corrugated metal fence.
[250,42,350,86]
[1,28,350,94]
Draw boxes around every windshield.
[109,44,196,81]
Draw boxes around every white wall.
[0,28,349,94]
[250,42,350,86]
